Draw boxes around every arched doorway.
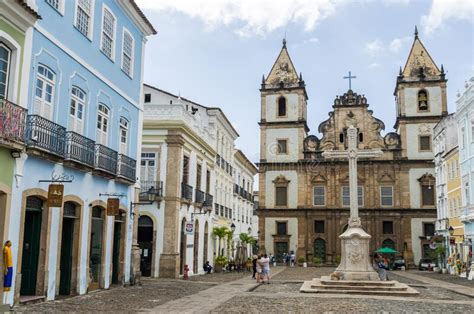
[382,239,395,250]
[313,238,326,263]
[179,218,187,275]
[138,215,154,277]
[193,220,200,273]
[112,211,125,284]
[59,201,80,295]
[203,222,209,265]
[89,206,105,290]
[20,196,44,296]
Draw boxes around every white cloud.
[421,0,473,34]
[388,36,411,53]
[368,63,382,69]
[365,39,384,56]
[304,37,320,44]
[137,0,342,37]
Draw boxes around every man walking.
[260,254,271,284]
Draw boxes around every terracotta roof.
[16,0,42,19]
[130,0,157,35]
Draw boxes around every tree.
[239,233,256,260]
[225,229,234,258]
[212,226,228,256]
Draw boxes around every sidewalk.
[144,267,285,313]
[393,271,474,298]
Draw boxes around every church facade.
[257,30,447,266]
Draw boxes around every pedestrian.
[269,253,276,267]
[252,255,258,279]
[3,241,13,292]
[285,253,290,266]
[372,254,388,281]
[290,251,296,267]
[261,254,271,284]
[256,254,263,283]
[203,261,213,274]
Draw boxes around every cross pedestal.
[322,125,382,281]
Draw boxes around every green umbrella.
[375,247,398,254]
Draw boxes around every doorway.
[20,196,43,296]
[193,220,199,274]
[179,218,187,275]
[203,222,208,265]
[313,238,326,263]
[59,202,77,295]
[89,206,104,290]
[138,216,154,277]
[275,241,288,263]
[112,212,125,284]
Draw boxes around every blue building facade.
[5,0,155,305]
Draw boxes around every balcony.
[233,184,239,194]
[204,193,213,207]
[216,154,221,166]
[181,182,193,201]
[195,188,205,204]
[117,154,136,182]
[94,144,118,175]
[26,115,66,158]
[0,99,27,149]
[65,131,95,168]
[140,181,163,201]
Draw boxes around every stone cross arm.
[322,148,383,159]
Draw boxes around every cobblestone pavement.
[271,266,335,281]
[15,279,216,313]
[189,270,250,283]
[405,270,474,288]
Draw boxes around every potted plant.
[297,256,305,266]
[313,257,322,266]
[335,255,341,264]
[214,255,228,273]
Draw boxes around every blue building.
[4,0,155,305]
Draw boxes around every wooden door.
[275,242,288,264]
[20,210,42,295]
[59,217,74,295]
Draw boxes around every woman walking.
[252,255,258,279]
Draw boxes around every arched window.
[278,96,286,117]
[69,86,86,134]
[382,239,395,250]
[119,117,129,154]
[34,64,56,119]
[0,42,11,99]
[96,103,109,145]
[418,89,428,111]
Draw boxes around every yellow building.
[445,148,465,267]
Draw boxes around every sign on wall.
[186,222,194,235]
[47,184,64,207]
[107,198,120,216]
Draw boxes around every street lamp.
[248,227,252,234]
[448,226,454,237]
[230,223,236,232]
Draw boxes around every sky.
[137,0,473,164]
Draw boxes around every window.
[182,155,190,184]
[34,65,55,119]
[276,222,287,235]
[140,152,156,182]
[342,186,363,206]
[277,139,287,154]
[96,103,109,145]
[46,0,63,13]
[122,29,134,76]
[206,170,211,193]
[144,93,151,103]
[382,221,393,234]
[380,186,393,206]
[278,96,286,117]
[423,223,435,237]
[275,186,287,206]
[461,127,466,148]
[75,0,92,38]
[313,186,325,206]
[0,43,11,99]
[421,185,435,206]
[358,132,364,143]
[69,86,86,133]
[196,164,202,190]
[418,89,428,111]
[419,135,431,151]
[314,220,324,233]
[464,181,470,205]
[101,7,116,59]
[339,133,344,143]
[119,117,129,154]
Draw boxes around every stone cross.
[322,125,382,227]
[343,71,357,90]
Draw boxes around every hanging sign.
[107,198,120,216]
[47,184,64,207]
[185,222,194,235]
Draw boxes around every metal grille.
[0,99,27,144]
[26,114,66,157]
[26,196,43,211]
[94,144,117,174]
[181,182,193,201]
[195,189,205,204]
[92,206,103,219]
[65,131,95,167]
[117,153,136,181]
[64,202,77,218]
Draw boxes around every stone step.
[319,278,396,287]
[19,295,46,305]
[304,288,419,297]
[311,284,407,291]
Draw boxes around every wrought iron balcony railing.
[26,115,66,157]
[117,154,136,182]
[233,183,239,194]
[140,180,163,201]
[94,144,118,174]
[204,193,213,207]
[181,182,193,201]
[195,189,205,204]
[0,99,27,145]
[65,131,95,167]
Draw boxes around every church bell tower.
[394,27,447,159]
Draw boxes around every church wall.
[265,128,300,162]
[408,168,435,208]
[406,123,437,159]
[265,93,299,122]
[404,86,442,116]
[264,217,298,254]
[265,171,298,208]
[410,218,436,264]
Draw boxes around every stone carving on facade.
[333,90,367,107]
[384,132,400,148]
[265,47,299,88]
[304,135,319,152]
[418,123,431,135]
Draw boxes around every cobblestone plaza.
[16,267,474,313]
